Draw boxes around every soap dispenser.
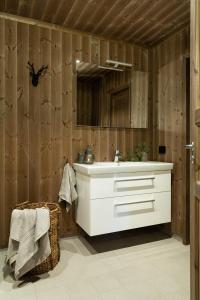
[84,146,94,164]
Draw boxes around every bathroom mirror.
[76,62,148,128]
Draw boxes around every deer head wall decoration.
[27,62,48,87]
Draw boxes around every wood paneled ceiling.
[0,0,190,47]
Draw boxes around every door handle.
[185,142,195,164]
[185,142,194,150]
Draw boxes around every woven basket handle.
[15,201,29,208]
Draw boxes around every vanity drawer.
[87,192,171,236]
[90,171,171,199]
[113,192,171,233]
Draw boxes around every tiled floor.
[0,236,190,300]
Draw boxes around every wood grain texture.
[29,25,41,203]
[151,27,190,239]
[5,19,18,248]
[17,21,29,205]
[195,108,200,127]
[0,1,190,47]
[0,17,6,246]
[0,16,151,248]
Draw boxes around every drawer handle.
[115,176,155,182]
[116,199,155,206]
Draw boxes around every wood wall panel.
[151,27,190,238]
[17,22,29,207]
[51,30,63,202]
[5,19,18,248]
[40,27,52,202]
[0,18,6,245]
[0,15,151,248]
[29,25,41,204]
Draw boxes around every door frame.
[183,56,190,246]
[190,0,200,299]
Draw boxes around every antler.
[27,61,35,75]
[37,65,48,76]
[27,62,48,87]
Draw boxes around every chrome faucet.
[114,150,120,163]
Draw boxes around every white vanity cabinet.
[73,162,173,236]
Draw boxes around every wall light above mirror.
[76,60,148,129]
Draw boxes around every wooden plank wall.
[0,16,151,248]
[150,27,190,238]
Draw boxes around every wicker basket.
[15,201,60,276]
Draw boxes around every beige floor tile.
[35,285,70,300]
[67,283,100,300]
[100,288,134,300]
[0,285,37,300]
[127,281,168,300]
[162,289,190,300]
[68,292,100,300]
[90,273,121,293]
[83,260,111,277]
[0,236,190,300]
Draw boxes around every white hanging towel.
[6,208,51,280]
[58,163,78,211]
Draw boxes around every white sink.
[73,161,173,175]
